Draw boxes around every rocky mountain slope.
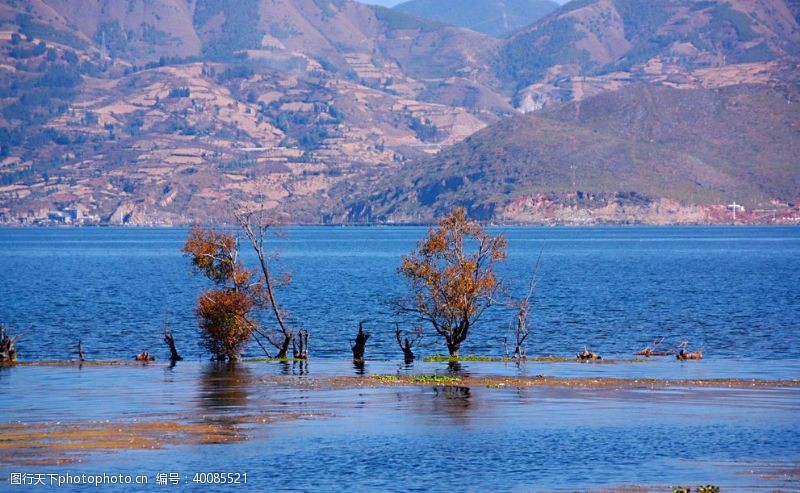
[393,0,559,37]
[497,0,800,110]
[345,83,800,224]
[0,0,509,224]
[0,0,798,225]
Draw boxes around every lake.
[1,226,799,364]
[1,226,799,491]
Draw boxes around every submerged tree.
[183,229,257,361]
[399,208,507,357]
[234,207,296,359]
[183,207,299,361]
[510,251,542,362]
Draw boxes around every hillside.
[0,0,509,225]
[345,83,800,224]
[0,0,798,226]
[496,0,800,110]
[393,0,559,37]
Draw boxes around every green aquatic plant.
[422,354,503,363]
[409,375,461,384]
[370,374,460,385]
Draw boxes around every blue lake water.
[1,226,799,491]
[1,226,799,366]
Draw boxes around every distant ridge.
[393,0,559,37]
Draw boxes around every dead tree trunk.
[293,329,309,360]
[235,208,294,359]
[0,324,18,363]
[163,332,183,361]
[512,251,541,362]
[395,324,422,364]
[513,300,530,361]
[352,321,370,365]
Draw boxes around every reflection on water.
[198,363,252,411]
[278,360,309,376]
[431,386,472,423]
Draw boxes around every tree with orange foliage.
[183,229,257,361]
[400,208,507,357]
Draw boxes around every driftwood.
[351,321,370,365]
[576,346,602,361]
[635,347,673,357]
[0,324,18,363]
[292,329,309,360]
[677,349,703,360]
[395,324,423,364]
[163,332,183,361]
[135,351,155,362]
[635,336,672,357]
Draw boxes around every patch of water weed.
[422,354,503,363]
[370,374,461,385]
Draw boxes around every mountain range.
[0,0,798,225]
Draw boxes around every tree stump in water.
[293,329,309,360]
[77,340,85,362]
[163,332,183,361]
[395,324,422,364]
[352,321,370,365]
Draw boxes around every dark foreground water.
[0,362,798,492]
[1,226,799,365]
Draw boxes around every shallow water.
[1,226,799,491]
[1,226,799,367]
[0,362,798,492]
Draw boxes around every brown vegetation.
[134,351,155,362]
[0,324,18,363]
[183,229,259,361]
[677,349,703,361]
[399,208,506,357]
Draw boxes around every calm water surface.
[0,362,798,492]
